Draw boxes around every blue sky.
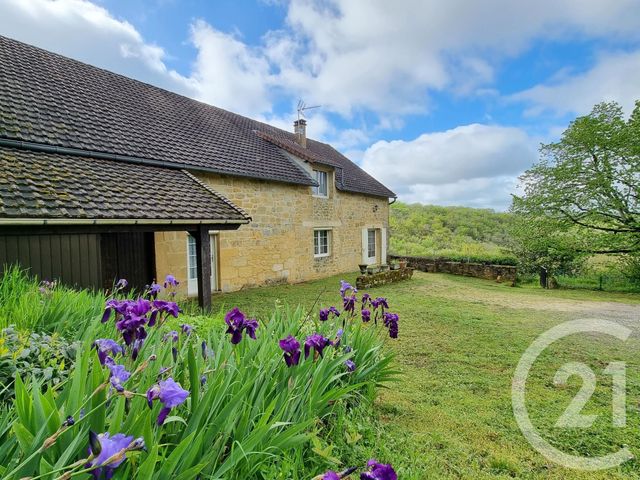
[1,0,639,209]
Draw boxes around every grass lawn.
[213,271,640,479]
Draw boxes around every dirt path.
[414,273,640,325]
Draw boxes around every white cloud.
[188,20,274,116]
[0,0,196,94]
[362,124,536,185]
[361,124,538,209]
[401,176,519,211]
[267,0,640,117]
[3,0,640,123]
[512,50,640,116]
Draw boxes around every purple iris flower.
[383,313,399,339]
[148,282,161,299]
[322,467,358,479]
[200,375,207,386]
[244,318,259,338]
[371,297,389,310]
[131,338,146,361]
[279,335,301,367]
[323,472,340,480]
[331,329,344,348]
[343,294,357,314]
[361,293,371,307]
[39,279,55,294]
[115,279,128,290]
[107,363,131,392]
[361,309,371,323]
[180,323,193,335]
[322,306,340,321]
[344,359,356,372]
[201,340,212,360]
[163,331,179,343]
[87,431,141,479]
[146,385,160,408]
[360,459,397,480]
[304,333,331,359]
[112,298,152,347]
[339,280,357,297]
[146,377,189,425]
[150,300,181,326]
[93,339,124,365]
[101,299,120,323]
[225,307,245,344]
[224,307,259,344]
[164,274,179,288]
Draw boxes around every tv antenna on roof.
[297,99,321,121]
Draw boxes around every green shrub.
[0,327,80,403]
[397,251,518,266]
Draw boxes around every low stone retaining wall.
[356,267,414,289]
[389,255,516,285]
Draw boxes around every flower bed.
[0,273,399,479]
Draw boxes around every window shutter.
[381,227,387,264]
[361,228,368,264]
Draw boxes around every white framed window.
[187,235,198,282]
[367,229,376,259]
[312,170,328,197]
[187,233,218,296]
[314,229,331,257]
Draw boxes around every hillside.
[389,202,515,262]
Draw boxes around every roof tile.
[0,146,249,222]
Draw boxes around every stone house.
[0,35,395,302]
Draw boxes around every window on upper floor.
[314,229,331,257]
[312,169,328,197]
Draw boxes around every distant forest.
[389,202,516,263]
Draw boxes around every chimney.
[294,118,307,148]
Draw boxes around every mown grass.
[215,271,640,479]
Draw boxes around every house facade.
[0,35,395,300]
[156,168,390,294]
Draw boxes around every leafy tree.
[512,101,640,258]
[507,213,584,281]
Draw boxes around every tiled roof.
[0,146,249,222]
[256,129,395,197]
[0,35,395,198]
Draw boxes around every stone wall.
[389,254,517,285]
[155,172,389,295]
[356,267,413,290]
